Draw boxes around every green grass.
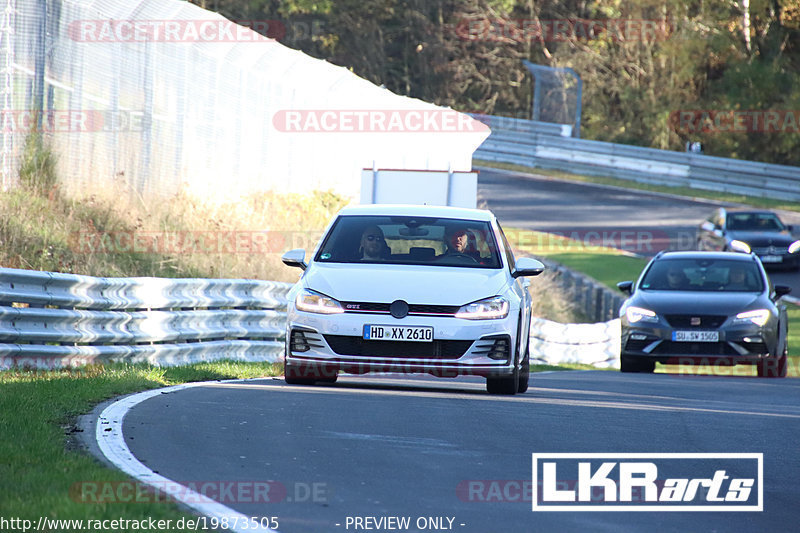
[0,362,282,529]
[476,159,800,213]
[532,363,612,372]
[505,228,649,287]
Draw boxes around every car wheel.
[757,352,787,378]
[517,345,530,393]
[620,355,655,373]
[487,357,519,395]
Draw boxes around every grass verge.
[509,227,800,375]
[0,361,282,528]
[532,363,611,372]
[3,134,347,280]
[475,159,800,213]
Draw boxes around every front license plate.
[760,255,782,263]
[363,324,433,342]
[672,330,719,342]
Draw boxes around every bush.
[18,131,58,192]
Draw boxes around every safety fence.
[472,114,800,201]
[0,267,292,369]
[3,0,486,200]
[0,266,620,370]
[529,317,619,368]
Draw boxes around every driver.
[444,227,470,255]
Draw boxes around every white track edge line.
[95,381,279,533]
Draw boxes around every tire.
[517,345,530,394]
[620,355,655,373]
[757,345,787,378]
[486,372,519,394]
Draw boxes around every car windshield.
[726,212,785,231]
[640,258,763,292]
[314,215,502,268]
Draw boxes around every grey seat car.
[617,251,791,377]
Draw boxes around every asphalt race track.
[106,168,800,533]
[120,373,800,533]
[476,166,800,296]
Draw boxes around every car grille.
[664,315,727,328]
[651,341,739,356]
[340,302,460,316]
[323,335,471,359]
[751,246,787,255]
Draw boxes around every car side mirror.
[786,224,794,232]
[512,257,545,278]
[281,249,307,270]
[773,285,792,300]
[617,281,633,294]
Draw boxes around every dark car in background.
[697,208,800,269]
[617,251,791,377]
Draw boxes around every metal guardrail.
[0,265,621,370]
[470,114,573,137]
[0,267,293,369]
[473,117,800,201]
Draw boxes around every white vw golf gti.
[281,204,544,394]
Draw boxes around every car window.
[314,215,502,268]
[726,213,785,231]
[640,258,763,292]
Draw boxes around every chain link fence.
[2,0,487,199]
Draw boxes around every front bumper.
[754,251,800,269]
[285,310,519,378]
[621,322,776,366]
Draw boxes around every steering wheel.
[441,252,479,264]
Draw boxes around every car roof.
[722,208,780,216]
[655,251,758,262]
[335,203,496,222]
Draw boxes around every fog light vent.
[290,329,323,353]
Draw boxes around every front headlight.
[730,240,751,253]
[625,306,658,324]
[295,289,344,314]
[455,296,509,320]
[734,309,771,327]
[789,240,800,254]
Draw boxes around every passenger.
[359,225,387,261]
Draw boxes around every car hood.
[302,263,510,305]
[631,290,765,315]
[726,230,795,247]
